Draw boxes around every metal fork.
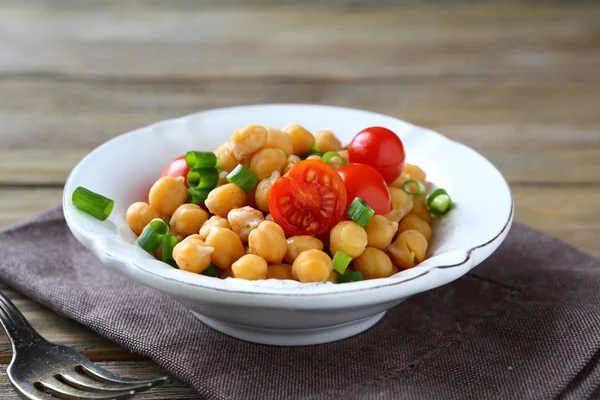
[0,292,167,399]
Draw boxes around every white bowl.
[63,104,513,346]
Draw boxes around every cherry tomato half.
[348,127,406,183]
[160,155,191,188]
[337,163,392,215]
[268,160,347,236]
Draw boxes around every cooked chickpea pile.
[126,123,441,284]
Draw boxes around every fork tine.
[36,379,135,400]
[58,373,153,393]
[79,363,167,387]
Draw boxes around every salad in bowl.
[64,104,513,345]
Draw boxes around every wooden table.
[0,1,598,398]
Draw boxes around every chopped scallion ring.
[187,168,219,189]
[427,188,453,216]
[72,186,114,221]
[137,218,169,253]
[187,187,211,205]
[226,164,258,193]
[333,251,352,274]
[337,271,364,284]
[321,151,348,168]
[201,263,220,277]
[346,197,375,227]
[161,234,179,268]
[402,180,426,196]
[185,151,217,169]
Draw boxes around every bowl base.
[192,311,387,346]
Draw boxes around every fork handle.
[0,291,43,349]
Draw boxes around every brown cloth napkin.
[1,206,599,399]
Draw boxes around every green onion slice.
[346,197,375,227]
[321,151,348,168]
[201,263,220,277]
[337,271,365,284]
[187,187,211,205]
[185,151,217,169]
[333,251,352,274]
[309,143,320,154]
[72,186,114,221]
[137,218,169,253]
[187,168,219,189]
[226,164,258,193]
[161,234,179,268]
[402,180,426,196]
[427,188,453,216]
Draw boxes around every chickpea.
[329,221,368,259]
[220,267,234,279]
[306,155,322,161]
[265,127,294,156]
[182,234,203,242]
[398,214,432,241]
[265,213,274,222]
[232,254,268,280]
[390,164,427,187]
[411,195,433,223]
[255,171,280,213]
[199,216,231,240]
[390,264,400,275]
[126,202,160,236]
[215,142,239,172]
[172,238,214,274]
[283,124,315,155]
[387,230,428,270]
[170,204,209,236]
[338,149,349,160]
[248,221,287,263]
[284,235,324,264]
[365,215,398,249]
[229,124,268,159]
[266,264,295,280]
[205,227,245,269]
[250,148,287,181]
[205,183,246,218]
[217,170,229,187]
[148,176,188,216]
[292,249,333,283]
[284,155,301,174]
[385,187,414,222]
[227,206,265,242]
[314,130,342,153]
[354,247,394,279]
[327,270,338,283]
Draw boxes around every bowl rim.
[64,103,514,299]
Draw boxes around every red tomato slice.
[348,127,406,183]
[337,163,392,215]
[160,155,191,188]
[268,160,347,236]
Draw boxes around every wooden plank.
[0,361,197,399]
[0,3,598,79]
[1,77,599,185]
[1,186,599,258]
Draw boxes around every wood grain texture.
[1,77,599,185]
[0,2,598,79]
[0,0,598,398]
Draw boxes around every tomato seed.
[307,221,319,231]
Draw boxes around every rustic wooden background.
[0,0,599,398]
